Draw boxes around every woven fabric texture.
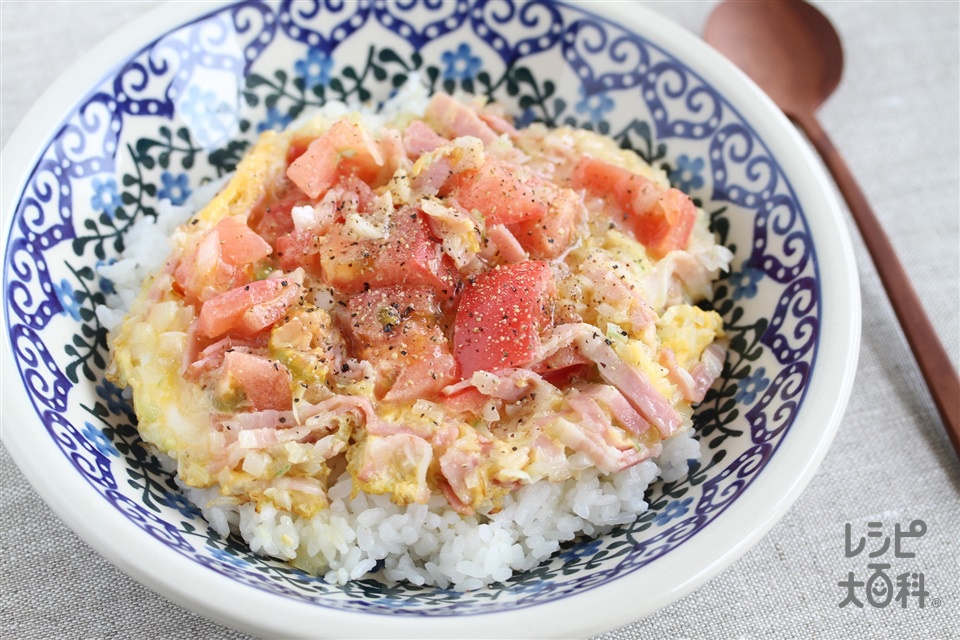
[2,2,957,638]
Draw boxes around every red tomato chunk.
[248,181,308,249]
[217,351,292,412]
[174,217,272,303]
[320,208,460,300]
[286,120,384,199]
[341,286,456,402]
[571,155,696,257]
[453,160,552,226]
[198,275,301,339]
[453,260,556,378]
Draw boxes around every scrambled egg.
[107,91,729,521]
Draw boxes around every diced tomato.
[183,335,265,381]
[174,229,233,303]
[174,217,271,304]
[571,156,696,257]
[319,208,460,300]
[248,181,308,248]
[441,387,488,417]
[385,355,456,404]
[375,211,459,301]
[276,230,322,275]
[286,137,311,165]
[571,156,654,204]
[198,275,301,339]
[286,120,384,199]
[217,351,292,411]
[274,177,377,276]
[215,216,273,265]
[633,187,697,258]
[453,160,552,226]
[317,230,376,293]
[508,188,586,260]
[341,286,456,402]
[453,261,556,378]
[335,175,378,217]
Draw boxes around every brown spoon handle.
[793,110,960,457]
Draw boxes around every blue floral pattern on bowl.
[3,0,819,618]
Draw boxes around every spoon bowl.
[704,0,843,118]
[705,0,960,457]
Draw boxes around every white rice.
[99,81,702,589]
[179,446,693,591]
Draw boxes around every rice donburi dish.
[105,86,731,590]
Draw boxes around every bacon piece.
[439,447,483,515]
[409,136,486,197]
[546,411,640,474]
[402,120,448,159]
[352,433,433,505]
[486,224,528,263]
[581,263,657,334]
[425,92,499,145]
[581,383,652,436]
[442,368,550,404]
[660,343,726,404]
[378,127,411,183]
[536,323,684,437]
[478,110,519,137]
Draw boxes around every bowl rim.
[0,1,860,637]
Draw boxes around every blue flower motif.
[257,106,293,133]
[160,490,202,518]
[179,86,234,148]
[574,87,614,123]
[295,47,334,90]
[560,537,603,563]
[52,278,82,320]
[735,367,770,405]
[653,497,693,526]
[96,379,130,416]
[157,171,191,205]
[211,547,249,568]
[515,107,537,129]
[441,43,482,81]
[95,258,116,295]
[90,177,121,217]
[670,154,705,192]
[728,266,765,301]
[179,85,219,122]
[81,422,119,457]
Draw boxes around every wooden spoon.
[704,0,960,457]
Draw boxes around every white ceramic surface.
[1,1,858,637]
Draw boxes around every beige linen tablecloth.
[2,2,957,638]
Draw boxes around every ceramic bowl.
[1,1,859,637]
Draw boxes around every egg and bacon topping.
[108,91,731,519]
